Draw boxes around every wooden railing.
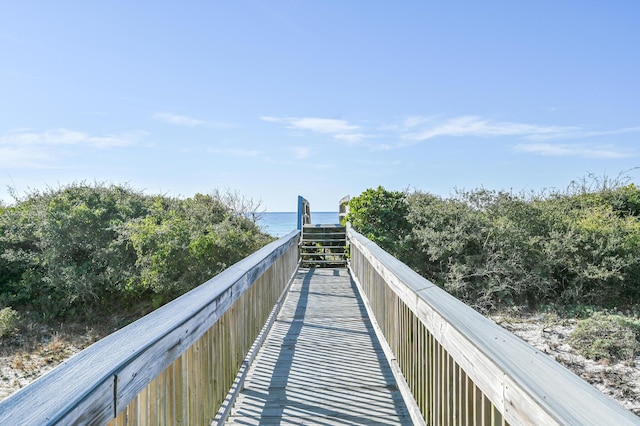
[297,195,311,229]
[0,231,300,425]
[338,195,350,224]
[347,227,639,425]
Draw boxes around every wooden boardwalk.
[226,268,412,425]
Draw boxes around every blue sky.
[1,2,639,211]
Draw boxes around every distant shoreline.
[258,212,340,237]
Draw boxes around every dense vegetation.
[0,183,273,322]
[346,178,640,313]
[570,313,640,362]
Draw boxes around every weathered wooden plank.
[226,268,414,425]
[55,378,115,426]
[348,227,640,425]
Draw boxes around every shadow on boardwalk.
[226,268,412,425]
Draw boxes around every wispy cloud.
[539,126,640,141]
[398,116,640,145]
[515,143,636,159]
[262,114,591,147]
[0,128,144,169]
[0,145,51,169]
[403,116,432,128]
[261,116,367,143]
[0,128,143,148]
[208,148,260,158]
[154,112,204,126]
[292,146,311,159]
[261,114,640,159]
[334,133,368,143]
[402,116,581,142]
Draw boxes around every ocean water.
[258,212,339,237]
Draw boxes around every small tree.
[345,186,410,256]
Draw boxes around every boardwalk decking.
[226,267,412,425]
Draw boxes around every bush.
[569,313,640,362]
[126,193,273,304]
[401,190,556,310]
[0,183,151,318]
[0,306,20,338]
[348,174,640,311]
[345,186,410,256]
[0,183,273,319]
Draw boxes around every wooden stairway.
[299,224,347,267]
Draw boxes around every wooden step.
[300,259,347,266]
[299,223,347,268]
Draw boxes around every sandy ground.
[0,322,104,401]
[2,314,639,418]
[490,312,640,416]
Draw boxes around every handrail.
[0,230,300,425]
[297,195,311,229]
[347,227,639,425]
[338,195,350,224]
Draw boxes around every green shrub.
[402,189,555,311]
[569,313,640,362]
[0,183,151,318]
[348,173,640,311]
[0,306,20,338]
[345,186,410,256]
[126,193,273,303]
[0,183,272,319]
